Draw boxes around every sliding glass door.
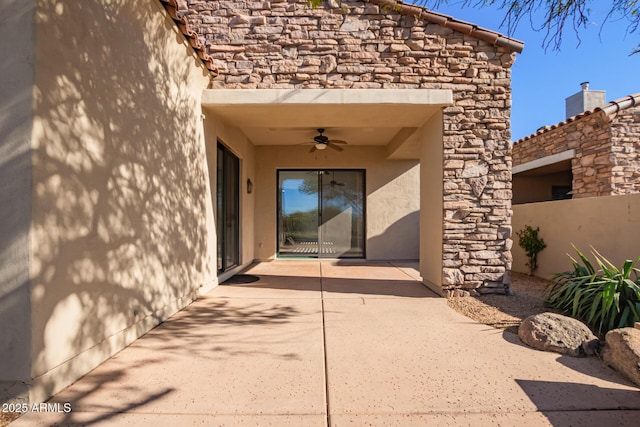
[278,170,364,258]
[217,143,239,273]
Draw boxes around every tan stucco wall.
[420,113,444,294]
[0,0,35,404]
[252,145,420,261]
[512,171,572,205]
[202,114,257,281]
[29,0,212,402]
[512,194,640,279]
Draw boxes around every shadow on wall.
[367,210,420,260]
[0,0,34,403]
[29,0,210,399]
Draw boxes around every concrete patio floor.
[12,261,640,426]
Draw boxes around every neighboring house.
[0,0,522,403]
[512,83,640,204]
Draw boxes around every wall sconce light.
[247,178,253,194]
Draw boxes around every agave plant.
[546,247,640,335]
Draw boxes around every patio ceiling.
[202,89,452,158]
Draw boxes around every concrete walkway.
[13,261,640,426]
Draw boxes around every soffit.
[202,89,451,153]
[514,159,572,177]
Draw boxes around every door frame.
[217,141,240,273]
[276,168,366,259]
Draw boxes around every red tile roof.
[159,0,219,76]
[515,92,640,144]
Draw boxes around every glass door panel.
[278,171,319,256]
[320,170,364,257]
[224,150,239,269]
[217,143,239,273]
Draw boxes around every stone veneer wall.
[513,104,640,198]
[185,0,515,291]
[513,112,613,198]
[610,105,640,195]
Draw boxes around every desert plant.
[546,247,640,335]
[517,225,547,275]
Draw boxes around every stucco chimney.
[565,82,606,118]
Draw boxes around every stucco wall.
[202,114,257,282]
[512,171,572,205]
[512,194,640,279]
[253,145,420,260]
[0,0,35,404]
[29,0,212,402]
[420,113,443,293]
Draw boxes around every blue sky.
[281,179,317,214]
[411,1,640,141]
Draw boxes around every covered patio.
[12,261,640,426]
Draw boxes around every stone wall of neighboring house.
[185,0,516,291]
[610,106,640,195]
[513,111,614,198]
[513,102,640,199]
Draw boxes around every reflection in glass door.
[278,170,364,258]
[217,143,239,273]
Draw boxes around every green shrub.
[517,225,547,275]
[546,247,640,335]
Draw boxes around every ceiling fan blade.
[309,146,317,153]
[328,139,347,144]
[327,143,343,152]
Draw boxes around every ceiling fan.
[321,170,345,187]
[303,128,347,153]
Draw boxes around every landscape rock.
[603,327,640,387]
[518,312,600,357]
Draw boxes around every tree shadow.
[32,295,312,425]
[24,0,213,403]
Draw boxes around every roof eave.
[159,0,219,77]
[366,0,524,53]
[515,92,640,144]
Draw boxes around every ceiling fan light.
[315,143,327,150]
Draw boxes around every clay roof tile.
[366,0,524,53]
[159,0,218,76]
[514,92,640,143]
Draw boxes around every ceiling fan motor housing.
[314,128,328,144]
[314,135,329,144]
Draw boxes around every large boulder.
[603,327,640,387]
[518,312,600,357]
